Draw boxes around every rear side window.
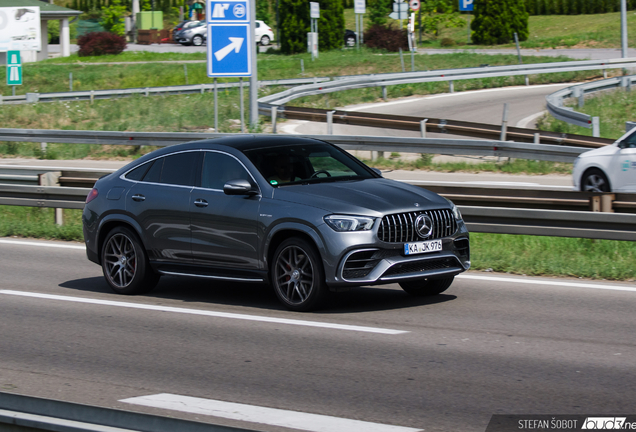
[125,162,151,181]
[160,152,199,186]
[143,159,163,183]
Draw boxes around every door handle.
[131,194,145,202]
[194,199,208,208]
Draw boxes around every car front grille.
[378,209,457,243]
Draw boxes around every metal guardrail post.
[382,86,387,101]
[449,81,454,93]
[420,119,428,138]
[592,117,600,137]
[271,106,277,134]
[500,103,509,141]
[327,110,335,134]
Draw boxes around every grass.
[470,233,636,281]
[537,87,636,139]
[347,10,636,50]
[360,155,573,174]
[2,205,634,281]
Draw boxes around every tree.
[279,0,309,53]
[471,0,529,45]
[318,0,345,50]
[419,0,465,39]
[367,0,391,27]
[101,0,127,36]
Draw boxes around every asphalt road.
[1,238,635,432]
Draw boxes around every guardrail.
[546,75,636,131]
[2,181,635,240]
[258,57,636,106]
[272,106,614,148]
[0,77,331,105]
[0,391,254,432]
[0,129,594,163]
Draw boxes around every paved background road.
[1,238,635,432]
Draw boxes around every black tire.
[399,277,454,296]
[192,35,204,46]
[260,35,270,46]
[271,237,328,311]
[581,168,610,192]
[101,226,159,295]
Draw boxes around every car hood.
[272,178,449,215]
[578,143,619,159]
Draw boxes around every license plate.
[404,239,442,255]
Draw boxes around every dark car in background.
[82,136,470,311]
[345,29,357,47]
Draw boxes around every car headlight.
[444,198,462,221]
[324,215,375,232]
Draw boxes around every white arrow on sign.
[214,37,244,61]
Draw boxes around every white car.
[255,20,274,46]
[572,127,636,192]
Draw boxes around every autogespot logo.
[582,417,632,429]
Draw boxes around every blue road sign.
[459,0,473,11]
[207,24,251,76]
[207,0,252,77]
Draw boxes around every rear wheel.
[271,238,328,311]
[101,226,159,295]
[581,168,610,192]
[192,35,204,46]
[399,277,454,296]
[345,36,356,47]
[260,35,270,46]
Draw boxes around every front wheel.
[399,277,454,296]
[271,238,328,311]
[345,36,355,47]
[260,35,270,46]
[101,226,159,295]
[191,35,204,46]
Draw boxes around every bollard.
[200,84,205,94]
[534,133,540,144]
[300,59,304,74]
[449,81,454,93]
[382,86,387,101]
[420,119,428,138]
[399,48,405,72]
[90,90,94,104]
[40,142,47,155]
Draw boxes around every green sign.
[6,50,22,86]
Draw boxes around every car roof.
[171,135,327,152]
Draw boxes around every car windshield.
[244,142,376,186]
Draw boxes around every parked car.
[345,29,357,47]
[83,136,470,311]
[255,20,274,46]
[174,20,206,46]
[572,127,636,192]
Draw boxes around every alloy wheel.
[274,245,315,306]
[103,233,137,288]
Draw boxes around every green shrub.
[440,37,456,47]
[471,0,529,45]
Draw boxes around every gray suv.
[83,136,470,311]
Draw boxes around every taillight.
[86,188,98,204]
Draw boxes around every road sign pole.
[249,0,258,129]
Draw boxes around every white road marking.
[0,290,408,335]
[0,239,85,250]
[516,110,548,129]
[458,274,636,292]
[120,393,422,432]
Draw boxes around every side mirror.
[371,168,383,177]
[224,179,258,196]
